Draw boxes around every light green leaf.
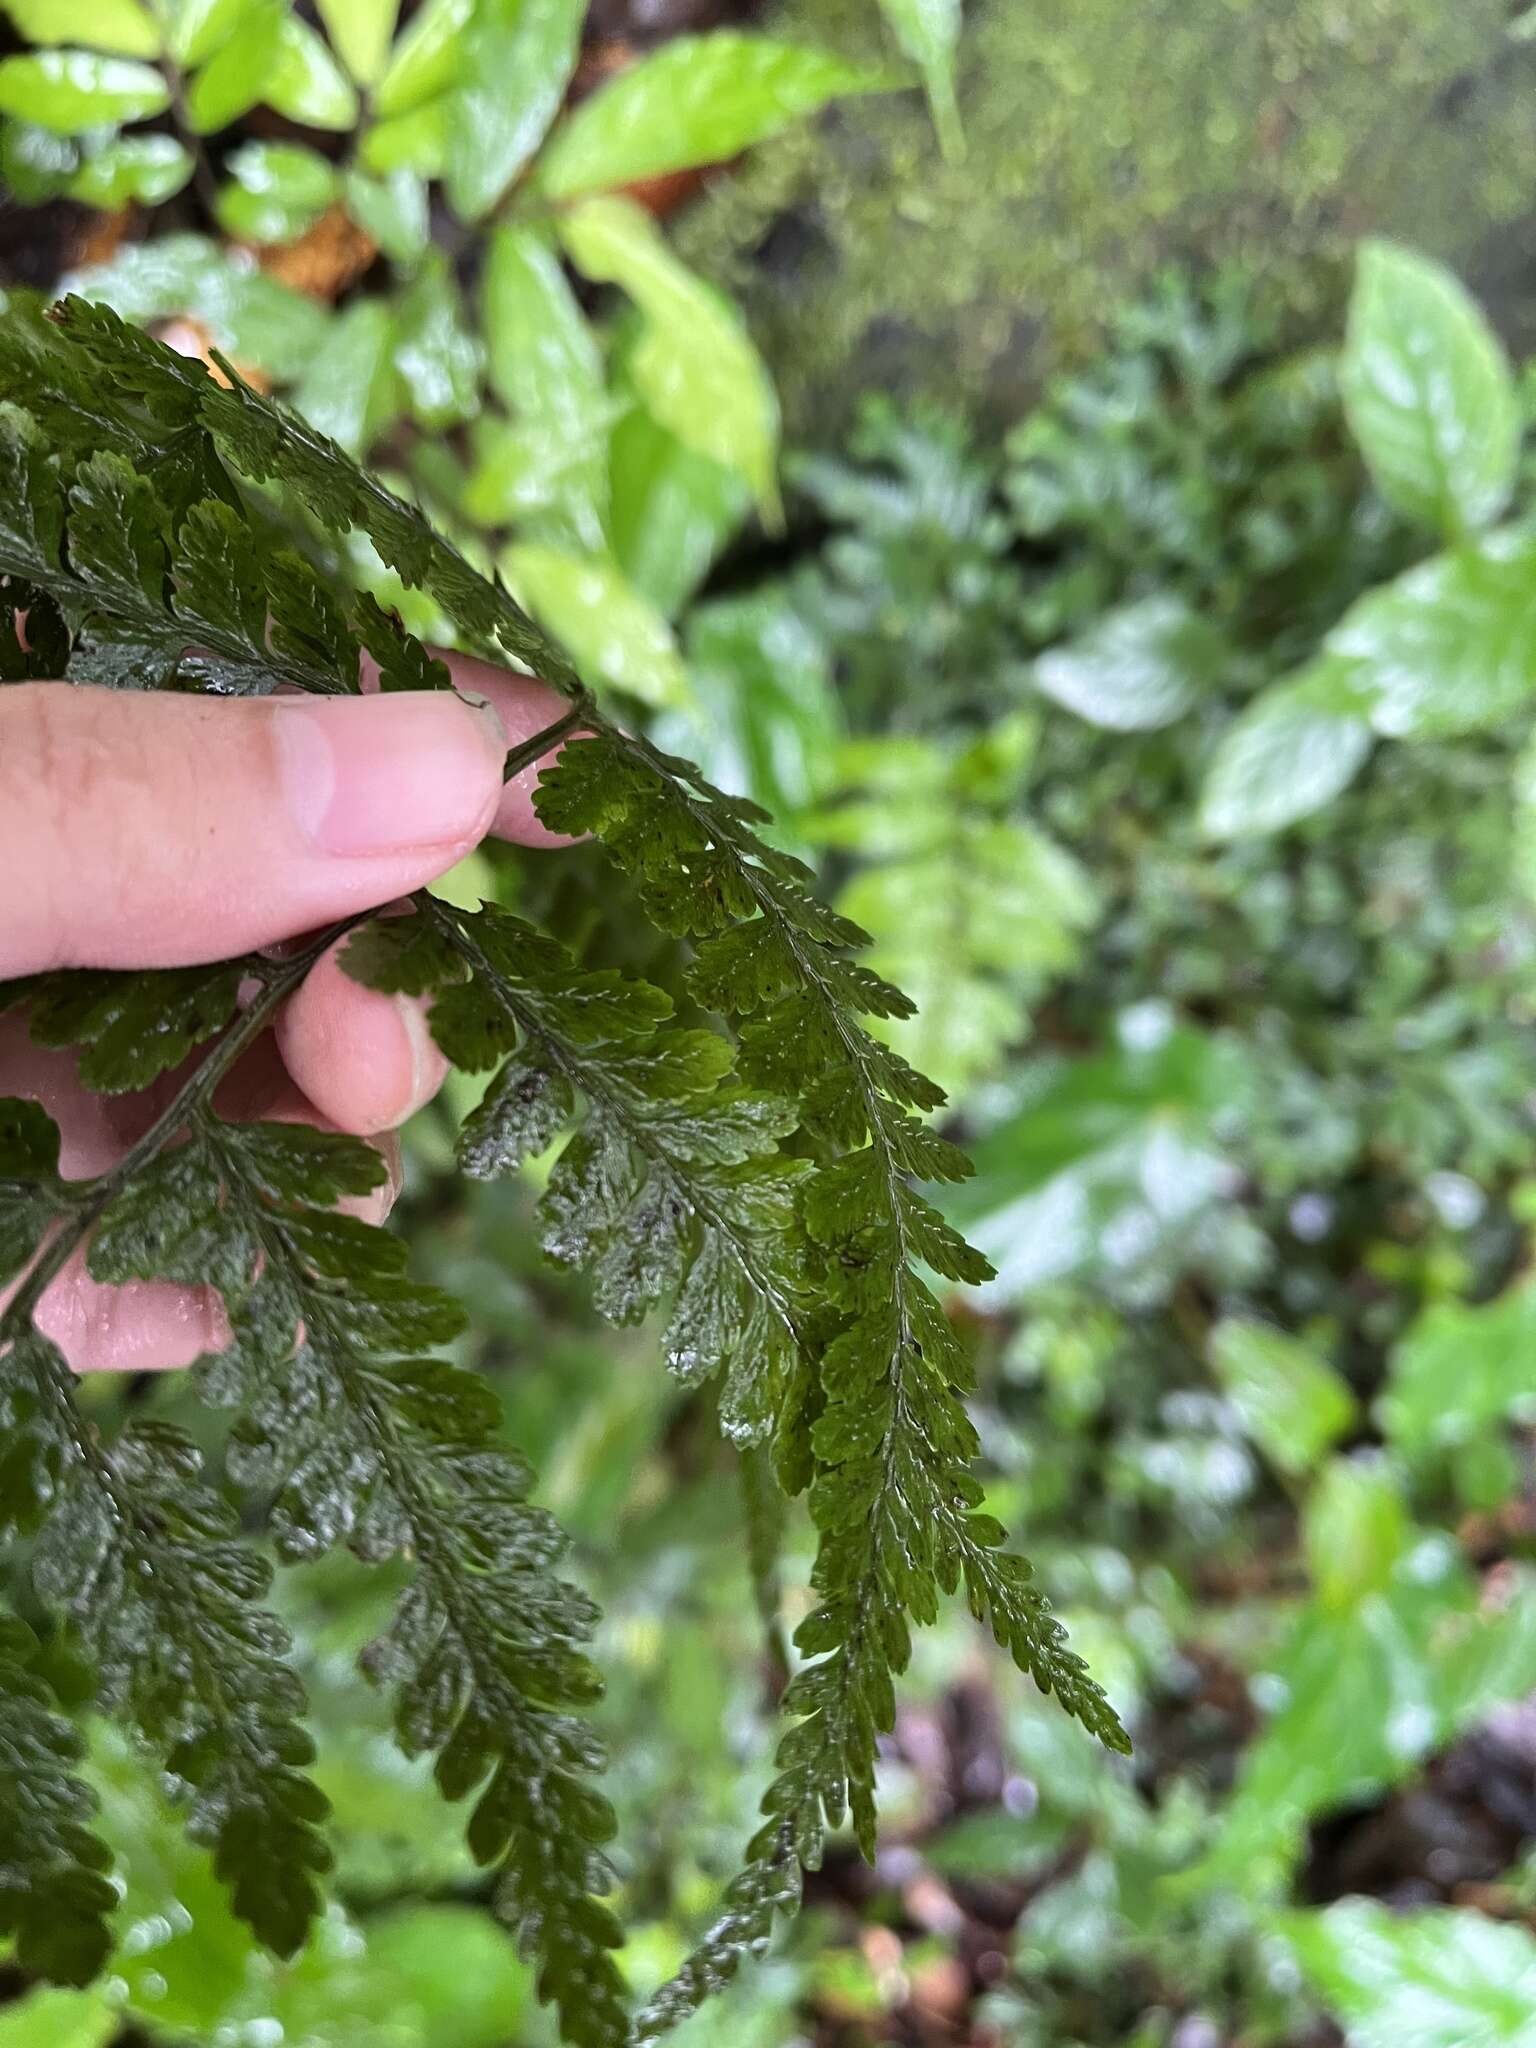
[293,299,400,455]
[1199,660,1373,839]
[443,0,583,223]
[371,0,469,115]
[183,0,283,130]
[341,168,428,262]
[165,0,253,68]
[66,233,329,383]
[502,543,689,708]
[1282,1900,1536,2048]
[661,592,841,820]
[1209,1318,1357,1478]
[392,250,482,430]
[358,99,445,176]
[480,224,610,551]
[561,196,781,525]
[65,134,193,207]
[1379,1283,1536,1463]
[1,0,159,58]
[0,1990,114,2048]
[264,12,360,129]
[315,0,399,86]
[537,32,884,201]
[1032,593,1228,731]
[1341,240,1519,536]
[0,50,168,133]
[875,0,963,159]
[1303,1456,1409,1614]
[215,142,338,246]
[608,402,748,617]
[1327,529,1536,738]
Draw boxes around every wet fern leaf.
[0,293,1126,2045]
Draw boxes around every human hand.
[0,657,577,1372]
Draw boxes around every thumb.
[0,683,507,977]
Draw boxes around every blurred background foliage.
[8,2,1536,2044]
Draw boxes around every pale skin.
[0,658,577,1372]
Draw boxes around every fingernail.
[275,694,506,858]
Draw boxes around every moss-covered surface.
[678,0,1536,438]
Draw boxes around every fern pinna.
[0,296,1127,2046]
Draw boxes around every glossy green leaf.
[1209,1317,1357,1478]
[1327,529,1536,738]
[1,0,159,58]
[1282,1901,1536,2048]
[0,50,168,134]
[480,224,610,552]
[0,1991,114,2048]
[503,543,689,707]
[371,0,469,115]
[65,134,193,208]
[215,142,338,247]
[537,32,883,201]
[358,99,446,176]
[1198,659,1373,838]
[1379,1283,1536,1463]
[392,251,482,430]
[608,402,747,617]
[183,0,283,130]
[66,234,329,384]
[443,0,583,223]
[341,168,428,263]
[1032,592,1228,730]
[316,0,399,86]
[561,196,781,524]
[875,0,963,159]
[1341,240,1518,536]
[165,0,251,67]
[293,299,400,454]
[264,13,360,129]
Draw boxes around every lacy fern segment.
[0,293,1124,2044]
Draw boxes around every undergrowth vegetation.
[2,3,1536,2040]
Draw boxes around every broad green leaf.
[341,168,428,263]
[1032,592,1228,730]
[371,0,469,115]
[1282,1901,1536,2048]
[1,0,158,58]
[65,134,193,207]
[480,224,610,551]
[503,543,689,708]
[294,299,400,455]
[561,196,781,525]
[443,0,583,223]
[1209,1317,1356,1478]
[359,99,445,176]
[0,1991,114,2048]
[662,592,841,820]
[1303,1455,1408,1613]
[1341,240,1518,536]
[316,0,399,86]
[215,142,338,246]
[537,32,884,201]
[66,234,329,383]
[166,0,253,67]
[1327,529,1536,738]
[0,51,168,134]
[1379,1283,1536,1462]
[1198,659,1373,839]
[183,0,284,130]
[0,121,79,202]
[264,13,360,129]
[875,0,963,160]
[608,402,748,617]
[392,250,482,430]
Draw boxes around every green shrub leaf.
[0,50,168,133]
[1198,661,1373,839]
[1341,240,1518,537]
[537,32,884,201]
[1282,1900,1536,2048]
